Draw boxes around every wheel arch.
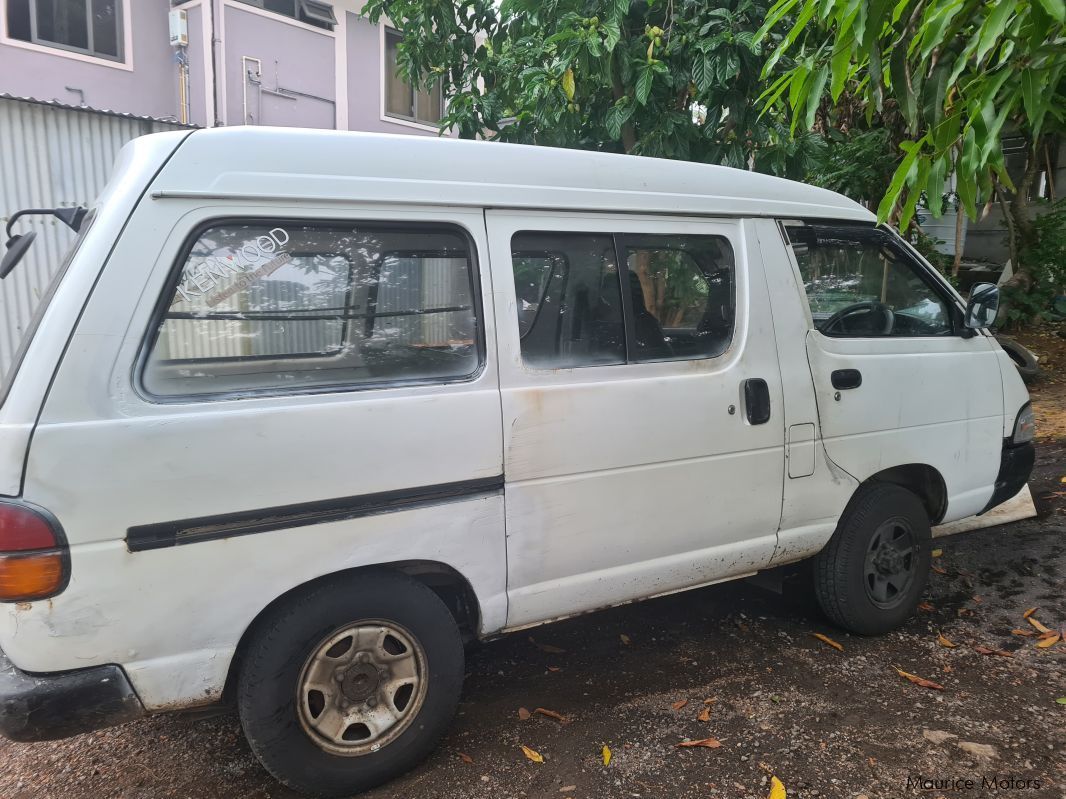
[860,463,948,525]
[221,560,481,704]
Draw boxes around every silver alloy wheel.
[296,621,427,756]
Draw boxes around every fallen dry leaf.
[812,632,844,651]
[1011,629,1036,637]
[957,608,974,617]
[918,602,935,612]
[676,737,723,749]
[520,745,544,763]
[937,633,958,648]
[1023,607,1038,619]
[895,666,945,691]
[458,752,473,764]
[973,645,1013,658]
[517,707,531,721]
[602,745,611,766]
[697,705,712,722]
[972,595,982,604]
[1028,616,1053,634]
[703,697,718,704]
[671,699,689,712]
[546,665,562,673]
[529,636,566,654]
[768,775,786,799]
[533,707,568,724]
[620,634,631,645]
[1036,633,1061,649]
[931,564,948,575]
[931,548,943,558]
[559,786,577,794]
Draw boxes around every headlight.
[1011,402,1035,444]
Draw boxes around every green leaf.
[976,0,1015,65]
[693,54,711,94]
[877,139,923,222]
[918,1,963,60]
[899,156,930,230]
[1056,697,1066,704]
[830,35,854,101]
[926,155,948,217]
[636,66,654,105]
[889,45,917,131]
[804,65,829,130]
[605,100,634,139]
[1035,0,1065,23]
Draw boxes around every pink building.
[0,0,447,135]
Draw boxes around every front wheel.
[237,571,464,796]
[813,483,931,635]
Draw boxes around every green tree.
[755,0,1066,287]
[363,0,819,173]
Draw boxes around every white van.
[0,128,1033,796]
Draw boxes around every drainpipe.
[210,0,221,126]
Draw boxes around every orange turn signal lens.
[0,552,65,601]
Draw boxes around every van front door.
[781,223,1003,521]
[486,212,785,628]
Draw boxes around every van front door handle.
[742,378,771,425]
[831,369,862,390]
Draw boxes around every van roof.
[153,126,875,223]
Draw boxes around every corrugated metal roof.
[0,93,200,128]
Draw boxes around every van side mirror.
[964,282,999,330]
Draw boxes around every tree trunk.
[951,200,964,277]
[1000,137,1042,292]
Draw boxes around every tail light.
[0,501,68,601]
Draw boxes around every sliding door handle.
[743,378,771,425]
[831,369,862,390]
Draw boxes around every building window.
[142,221,481,399]
[6,0,123,61]
[234,0,337,31]
[384,28,443,126]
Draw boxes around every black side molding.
[127,475,504,552]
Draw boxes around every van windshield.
[0,209,96,405]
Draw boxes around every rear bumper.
[979,441,1036,515]
[0,649,145,742]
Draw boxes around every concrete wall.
[0,1,180,121]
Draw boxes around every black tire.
[813,483,931,635]
[237,571,464,797]
[995,335,1040,382]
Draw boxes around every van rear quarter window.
[141,221,481,398]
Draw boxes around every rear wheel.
[813,483,931,635]
[237,571,464,796]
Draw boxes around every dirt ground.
[2,338,1064,799]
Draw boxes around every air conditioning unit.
[169,9,188,47]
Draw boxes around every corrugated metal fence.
[0,96,192,375]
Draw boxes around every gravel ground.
[2,419,1064,798]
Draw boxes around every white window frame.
[379,25,444,133]
[0,0,133,71]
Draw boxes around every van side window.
[509,231,735,368]
[620,234,735,362]
[510,232,626,368]
[142,222,480,398]
[784,224,953,337]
